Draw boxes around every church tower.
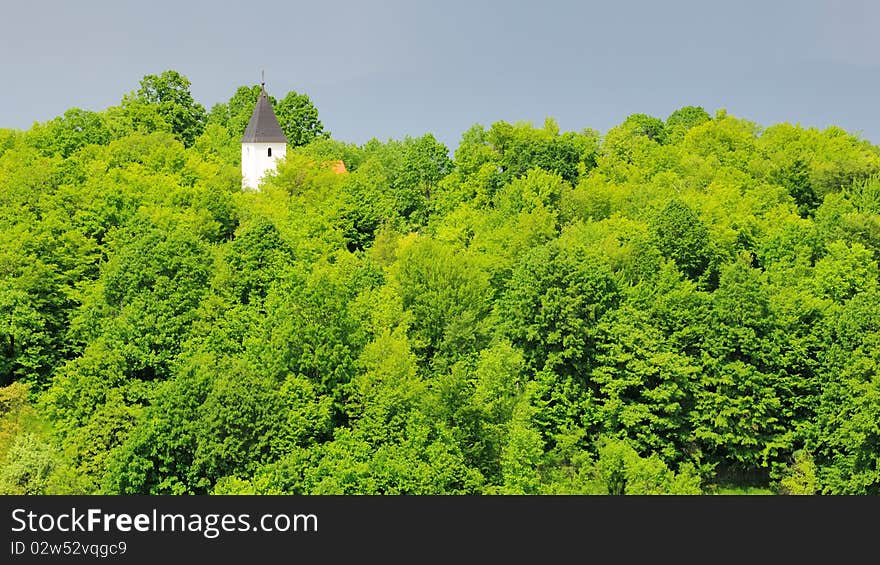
[241,80,288,190]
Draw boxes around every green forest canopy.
[2,70,880,495]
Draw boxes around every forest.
[1,70,879,495]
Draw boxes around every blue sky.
[1,0,878,151]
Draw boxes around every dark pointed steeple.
[241,81,288,144]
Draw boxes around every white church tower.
[241,80,288,190]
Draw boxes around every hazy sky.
[1,0,878,150]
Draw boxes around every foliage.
[131,70,207,147]
[2,71,880,495]
[275,90,329,147]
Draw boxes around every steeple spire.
[240,78,287,144]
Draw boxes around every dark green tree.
[770,159,819,218]
[133,70,207,147]
[498,241,620,378]
[31,108,112,158]
[275,90,329,147]
[652,200,713,283]
[665,106,711,143]
[208,85,266,138]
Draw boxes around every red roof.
[326,160,347,174]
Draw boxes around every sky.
[1,0,878,151]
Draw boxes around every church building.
[241,83,287,190]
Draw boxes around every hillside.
[2,71,880,495]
